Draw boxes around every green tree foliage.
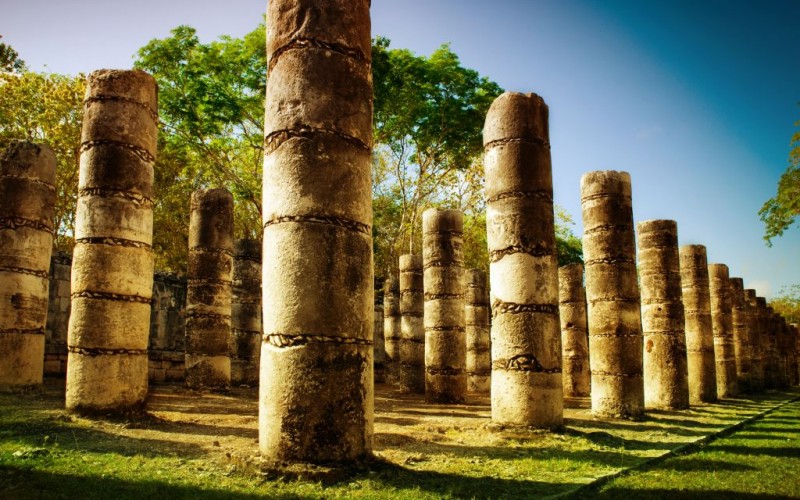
[760,115,800,245]
[0,35,26,73]
[769,284,800,324]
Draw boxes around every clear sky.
[3,0,798,298]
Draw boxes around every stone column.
[729,278,752,392]
[373,303,386,383]
[0,142,56,390]
[184,189,233,389]
[757,297,774,389]
[581,171,643,419]
[679,245,717,403]
[399,254,425,393]
[763,305,778,389]
[558,263,590,399]
[231,239,261,386]
[484,92,563,426]
[260,0,373,462]
[637,220,689,410]
[383,276,401,384]
[792,323,799,386]
[465,269,491,394]
[744,289,765,391]
[708,264,738,398]
[66,69,157,413]
[423,208,467,403]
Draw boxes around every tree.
[0,35,26,73]
[769,284,800,324]
[760,115,800,245]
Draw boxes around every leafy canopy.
[760,112,800,245]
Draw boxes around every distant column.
[791,323,799,386]
[373,302,386,383]
[729,278,752,392]
[185,188,233,389]
[757,297,774,389]
[399,254,425,393]
[423,208,467,403]
[581,171,643,419]
[763,305,779,389]
[679,245,717,403]
[383,276,401,384]
[465,269,491,394]
[230,239,261,386]
[484,92,563,426]
[744,289,765,391]
[0,142,56,390]
[66,69,157,413]
[637,220,689,410]
[558,263,590,399]
[708,264,738,397]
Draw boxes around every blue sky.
[3,0,798,298]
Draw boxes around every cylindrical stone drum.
[465,269,490,394]
[708,264,738,398]
[0,142,56,390]
[373,303,386,383]
[484,92,563,426]
[679,245,717,403]
[423,208,467,403]
[260,0,373,462]
[399,254,425,393]
[559,263,590,399]
[66,69,157,413]
[637,220,689,410]
[756,297,774,389]
[729,277,752,393]
[744,289,765,391]
[581,171,643,419]
[383,276,401,384]
[231,238,261,386]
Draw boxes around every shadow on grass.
[707,444,800,459]
[655,457,758,472]
[586,486,792,499]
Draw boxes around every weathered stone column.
[558,263,590,399]
[399,254,425,393]
[679,245,717,403]
[485,93,563,426]
[792,323,800,386]
[0,142,56,390]
[637,220,689,410]
[66,69,157,413]
[184,189,233,389]
[260,0,373,462]
[756,297,774,389]
[383,276,401,384]
[581,171,643,419]
[743,289,764,391]
[230,239,261,386]
[708,264,738,398]
[423,208,467,403]
[373,302,386,383]
[465,269,491,394]
[776,314,790,387]
[729,278,752,392]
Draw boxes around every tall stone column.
[260,0,373,462]
[581,171,643,419]
[399,254,425,393]
[423,208,467,403]
[383,276,401,384]
[231,239,261,386]
[708,264,738,397]
[744,289,765,391]
[373,302,386,383]
[757,297,774,389]
[791,323,799,386]
[763,305,778,388]
[485,93,563,426]
[637,220,689,410]
[66,69,157,413]
[558,263,590,399]
[0,142,56,390]
[729,277,752,392]
[679,245,717,403]
[465,269,491,394]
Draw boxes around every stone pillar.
[260,0,373,462]
[679,245,717,403]
[776,315,790,387]
[729,278,752,392]
[581,171,643,419]
[383,276,401,384]
[708,264,738,398]
[465,269,491,394]
[743,289,764,391]
[230,239,261,386]
[399,254,425,393]
[792,323,800,386]
[763,305,778,389]
[484,92,563,426]
[373,302,386,383]
[558,263,590,399]
[637,220,689,410]
[423,208,467,403]
[184,188,233,389]
[66,69,157,413]
[756,297,774,389]
[0,142,56,390]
